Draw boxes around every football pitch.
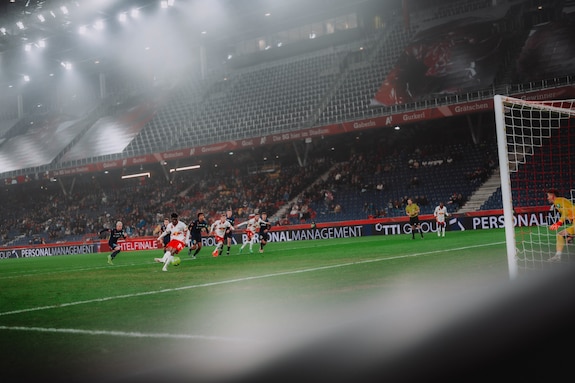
[1,228,570,382]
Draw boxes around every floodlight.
[169,165,200,173]
[93,19,105,30]
[121,172,150,179]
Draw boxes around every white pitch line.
[0,241,503,318]
[0,325,259,343]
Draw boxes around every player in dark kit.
[188,212,209,259]
[257,212,272,253]
[160,217,171,253]
[100,221,128,265]
[223,208,235,256]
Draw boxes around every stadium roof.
[0,0,377,87]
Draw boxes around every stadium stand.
[1,0,575,246]
[0,114,84,173]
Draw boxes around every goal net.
[494,95,575,279]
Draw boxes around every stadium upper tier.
[2,0,574,182]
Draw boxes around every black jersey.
[224,215,235,238]
[257,218,271,242]
[188,219,209,240]
[160,222,171,246]
[100,228,127,247]
[257,218,271,234]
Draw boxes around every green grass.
[0,229,511,382]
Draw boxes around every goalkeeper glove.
[549,221,563,230]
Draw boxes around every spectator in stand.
[448,192,465,209]
[289,204,300,224]
[300,203,311,223]
[278,215,290,226]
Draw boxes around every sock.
[557,235,566,252]
[163,255,173,269]
[111,250,120,259]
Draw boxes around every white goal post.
[494,95,575,280]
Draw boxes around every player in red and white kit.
[209,213,235,257]
[235,213,258,254]
[155,212,189,271]
[433,202,450,237]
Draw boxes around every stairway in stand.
[457,169,501,213]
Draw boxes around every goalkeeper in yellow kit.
[546,189,575,262]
